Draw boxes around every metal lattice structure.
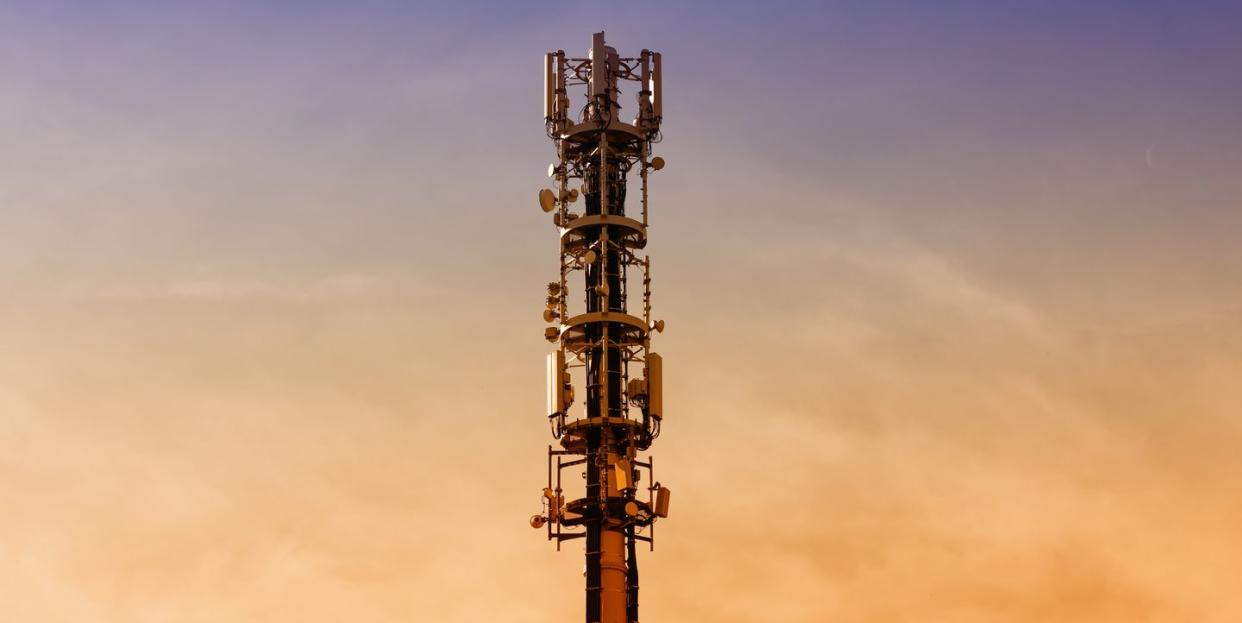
[529,31,670,623]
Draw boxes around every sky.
[2,1,1241,621]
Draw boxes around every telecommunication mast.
[530,31,671,623]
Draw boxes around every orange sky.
[2,2,1241,622]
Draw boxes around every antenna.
[532,31,670,623]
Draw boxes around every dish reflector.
[539,188,557,212]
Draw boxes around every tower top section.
[544,31,662,136]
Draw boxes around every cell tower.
[529,32,670,623]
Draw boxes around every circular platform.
[560,214,647,251]
[558,311,649,351]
